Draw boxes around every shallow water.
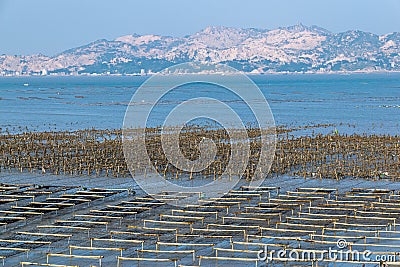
[1,73,399,135]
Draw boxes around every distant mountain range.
[1,24,400,75]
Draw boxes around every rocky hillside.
[1,24,399,75]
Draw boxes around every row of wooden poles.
[0,125,398,180]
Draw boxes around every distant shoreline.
[1,70,400,78]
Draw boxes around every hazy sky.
[0,0,399,55]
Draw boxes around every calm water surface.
[0,73,399,135]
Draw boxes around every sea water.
[0,73,399,135]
